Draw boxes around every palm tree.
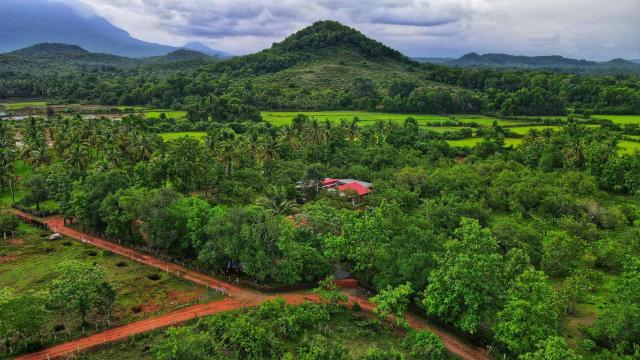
[256,186,298,215]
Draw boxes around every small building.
[322,178,372,198]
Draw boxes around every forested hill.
[0,44,219,73]
[0,21,639,116]
[417,52,640,75]
[203,20,419,78]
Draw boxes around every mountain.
[203,20,449,93]
[412,57,454,64]
[0,44,219,74]
[182,42,233,58]
[629,59,640,64]
[0,0,224,59]
[434,52,640,75]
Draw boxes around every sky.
[62,0,640,60]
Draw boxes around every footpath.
[12,212,489,360]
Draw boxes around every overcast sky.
[64,0,640,60]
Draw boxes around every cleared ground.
[0,223,222,354]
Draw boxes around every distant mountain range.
[0,0,231,58]
[413,53,640,75]
[0,43,220,74]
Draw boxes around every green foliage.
[0,289,48,350]
[494,270,565,355]
[402,330,447,360]
[49,260,112,324]
[371,283,414,328]
[0,207,19,237]
[541,231,583,277]
[519,336,582,360]
[297,335,347,360]
[423,218,506,334]
[589,257,640,355]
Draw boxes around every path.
[13,212,489,360]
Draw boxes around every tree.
[519,337,582,360]
[256,186,298,215]
[371,283,414,328]
[402,330,447,360]
[313,276,347,308]
[541,231,583,277]
[422,218,506,334]
[94,281,117,321]
[152,326,214,360]
[0,289,48,351]
[494,270,565,355]
[50,260,110,324]
[0,207,19,239]
[23,172,49,211]
[46,163,75,223]
[297,335,346,360]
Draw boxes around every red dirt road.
[13,213,489,360]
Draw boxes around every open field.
[619,140,640,154]
[0,101,47,110]
[594,114,640,124]
[0,223,222,355]
[261,111,524,127]
[142,110,187,119]
[159,131,206,141]
[507,126,563,135]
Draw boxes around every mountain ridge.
[0,0,229,58]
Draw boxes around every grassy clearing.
[594,114,640,124]
[143,110,187,119]
[507,126,563,135]
[0,101,47,110]
[159,132,207,141]
[261,111,522,127]
[619,140,640,154]
[0,223,223,350]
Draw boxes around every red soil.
[12,212,489,360]
[0,255,17,263]
[9,238,25,245]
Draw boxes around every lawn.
[261,111,523,127]
[0,101,47,110]
[159,131,206,141]
[0,223,223,354]
[594,114,640,124]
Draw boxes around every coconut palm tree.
[256,186,298,215]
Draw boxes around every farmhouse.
[322,178,373,197]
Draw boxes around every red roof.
[337,182,370,196]
[322,178,339,186]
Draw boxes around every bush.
[297,335,347,360]
[402,330,447,360]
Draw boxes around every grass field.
[619,140,640,154]
[0,101,47,110]
[159,132,206,141]
[0,223,222,353]
[261,111,523,127]
[507,126,563,135]
[143,110,187,119]
[594,114,640,124]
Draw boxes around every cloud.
[70,0,640,60]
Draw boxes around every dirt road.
[13,213,489,360]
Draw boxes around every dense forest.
[1,110,639,359]
[1,21,639,117]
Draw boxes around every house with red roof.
[322,178,372,199]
